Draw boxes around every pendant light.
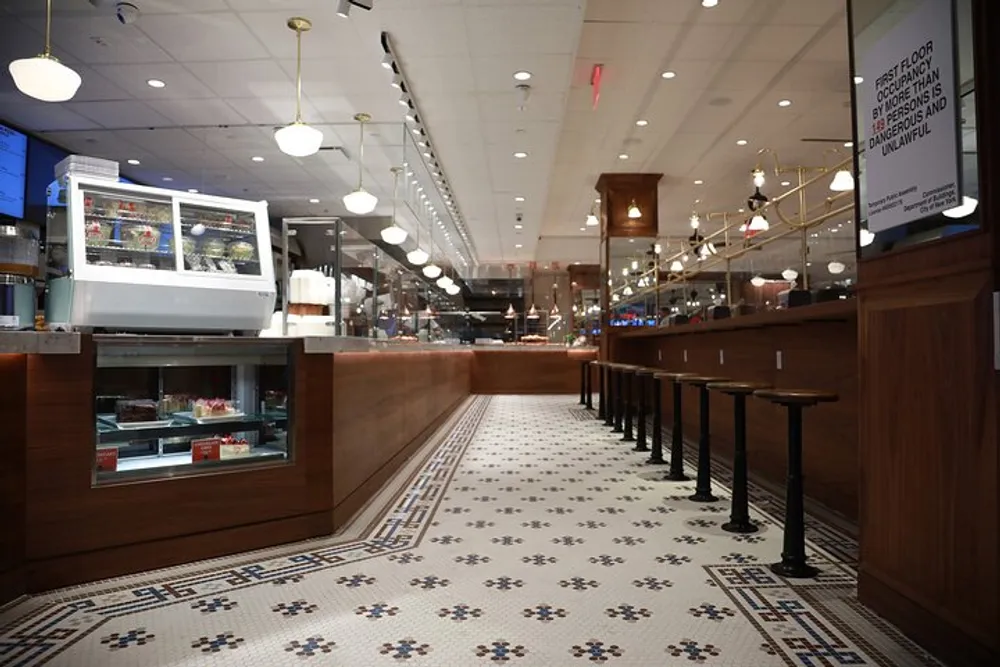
[526,304,540,319]
[827,260,846,275]
[669,260,684,272]
[274,18,323,157]
[343,113,379,214]
[422,219,442,279]
[829,169,855,192]
[781,268,798,281]
[8,0,82,103]
[436,274,453,289]
[504,304,516,319]
[627,200,642,219]
[380,167,408,245]
[748,213,769,231]
[750,275,767,287]
[942,196,978,219]
[550,302,560,316]
[859,228,876,247]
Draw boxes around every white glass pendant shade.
[942,196,978,219]
[781,268,799,281]
[436,275,453,289]
[750,275,767,287]
[623,285,634,296]
[504,304,516,319]
[445,283,461,296]
[585,213,599,226]
[669,260,684,272]
[859,228,876,247]
[342,188,378,214]
[612,294,621,303]
[827,260,846,275]
[526,304,540,319]
[406,247,429,266]
[752,169,765,188]
[627,201,642,219]
[829,169,855,192]
[275,122,323,157]
[748,214,769,231]
[422,263,442,279]
[9,54,81,102]
[380,224,408,245]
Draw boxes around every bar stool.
[590,360,602,415]
[633,368,655,452]
[578,359,590,406]
[680,375,728,502]
[707,381,770,534]
[754,388,839,579]
[655,372,695,480]
[602,363,616,427]
[612,365,627,433]
[619,366,638,442]
[645,373,668,465]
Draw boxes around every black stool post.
[597,363,607,421]
[585,361,595,411]
[665,374,692,481]
[621,368,636,442]
[634,370,651,452]
[612,367,624,433]
[685,376,726,503]
[579,361,587,405]
[647,374,666,464]
[709,382,768,534]
[755,388,838,579]
[603,365,615,427]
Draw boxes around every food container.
[0,274,35,330]
[84,220,112,246]
[202,238,227,258]
[181,236,197,256]
[227,240,254,261]
[122,224,160,251]
[0,226,40,278]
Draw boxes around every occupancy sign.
[860,0,961,233]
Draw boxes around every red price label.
[96,448,118,472]
[192,437,221,462]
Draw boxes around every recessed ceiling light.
[251,156,264,162]
[514,196,525,202]
[513,71,532,81]
[514,224,523,230]
[515,243,523,249]
[635,119,648,127]
[781,181,790,186]
[778,99,792,107]
[309,198,320,203]
[146,78,166,88]
[844,141,854,148]
[618,153,629,160]
[702,0,719,6]
[853,75,864,84]
[736,139,748,146]
[694,180,704,185]
[188,188,199,193]
[661,70,676,79]
[513,151,528,158]
[580,227,586,231]
[127,159,140,165]
[162,177,173,182]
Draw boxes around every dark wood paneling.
[471,349,597,394]
[331,351,471,527]
[23,340,335,591]
[615,303,859,520]
[857,232,998,664]
[0,354,27,606]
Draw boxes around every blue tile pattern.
[0,396,943,666]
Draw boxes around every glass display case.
[45,175,275,333]
[93,337,292,483]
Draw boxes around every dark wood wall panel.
[857,232,998,665]
[331,351,472,527]
[0,354,27,606]
[472,348,597,394]
[616,304,859,520]
[24,341,335,591]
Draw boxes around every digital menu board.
[0,123,28,219]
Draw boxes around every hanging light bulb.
[827,260,846,274]
[654,242,662,255]
[422,263,442,279]
[380,167,408,245]
[585,212,599,226]
[630,259,639,271]
[9,0,82,102]
[859,228,876,247]
[505,304,516,319]
[526,304,540,319]
[436,275,453,289]
[690,213,700,229]
[748,214,770,231]
[274,18,323,157]
[942,196,979,219]
[750,275,767,287]
[550,302,560,316]
[698,242,716,258]
[342,113,379,213]
[829,169,855,192]
[752,168,766,188]
[670,260,684,272]
[781,268,799,281]
[627,200,642,219]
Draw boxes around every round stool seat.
[654,371,693,381]
[635,368,655,377]
[708,381,770,396]
[754,388,838,406]
[681,375,728,386]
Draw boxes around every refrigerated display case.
[92,336,292,483]
[45,176,275,333]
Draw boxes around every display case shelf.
[96,414,271,445]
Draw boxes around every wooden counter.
[615,301,859,520]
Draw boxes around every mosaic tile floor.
[0,395,942,667]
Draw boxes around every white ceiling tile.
[23,16,176,65]
[138,13,271,62]
[402,58,476,94]
[476,92,567,123]
[0,104,101,132]
[738,25,823,61]
[89,63,218,100]
[379,8,470,57]
[184,60,291,99]
[153,98,249,127]
[65,100,174,129]
[465,5,582,55]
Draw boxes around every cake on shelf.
[115,399,158,423]
[193,398,235,419]
[158,394,192,416]
[219,435,250,459]
[520,334,548,344]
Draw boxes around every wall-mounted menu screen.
[0,123,28,219]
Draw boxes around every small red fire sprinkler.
[591,64,604,110]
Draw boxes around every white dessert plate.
[174,411,246,424]
[116,419,174,430]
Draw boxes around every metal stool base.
[664,471,690,482]
[769,560,819,579]
[722,520,759,534]
[688,491,718,503]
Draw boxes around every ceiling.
[0,0,858,275]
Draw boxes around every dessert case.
[45,176,276,333]
[93,337,292,483]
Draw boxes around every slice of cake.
[115,399,158,424]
